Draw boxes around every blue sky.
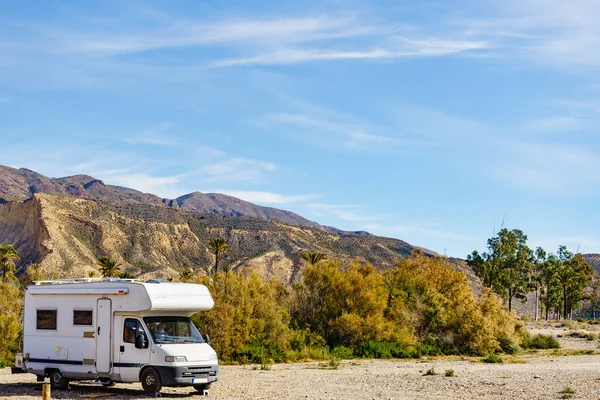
[1,0,599,258]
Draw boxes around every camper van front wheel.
[49,369,69,390]
[194,383,211,394]
[141,368,162,393]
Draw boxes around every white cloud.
[213,39,487,67]
[265,113,407,149]
[58,16,375,55]
[4,10,489,72]
[215,190,318,204]
[522,116,597,133]
[200,158,277,183]
[123,125,179,146]
[307,203,377,222]
[529,234,600,255]
[456,0,600,70]
[362,223,480,242]
[0,97,9,103]
[95,171,185,199]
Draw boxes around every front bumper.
[155,364,219,387]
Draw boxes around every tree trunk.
[535,287,539,321]
[214,250,219,275]
[563,286,568,320]
[508,287,513,312]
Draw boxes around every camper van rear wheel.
[49,369,69,390]
[141,368,162,393]
[100,378,115,387]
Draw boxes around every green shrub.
[444,369,455,377]
[234,341,286,364]
[498,336,520,354]
[521,334,560,349]
[324,358,341,369]
[332,346,354,359]
[559,386,576,399]
[482,353,503,364]
[423,366,438,376]
[308,345,331,360]
[355,341,418,359]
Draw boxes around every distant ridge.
[0,165,355,235]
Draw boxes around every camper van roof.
[27,279,214,313]
[33,278,140,285]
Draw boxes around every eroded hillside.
[0,194,428,283]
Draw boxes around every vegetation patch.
[559,386,576,399]
[482,353,503,364]
[521,334,560,350]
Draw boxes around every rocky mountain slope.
[0,193,428,283]
[583,254,600,273]
[0,165,357,234]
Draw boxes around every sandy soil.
[3,323,600,400]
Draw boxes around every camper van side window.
[123,318,138,343]
[73,310,93,326]
[37,310,57,330]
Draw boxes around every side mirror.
[204,334,211,345]
[135,333,148,349]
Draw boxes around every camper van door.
[116,317,151,382]
[96,298,112,373]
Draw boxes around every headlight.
[209,354,218,361]
[165,356,187,362]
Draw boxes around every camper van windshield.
[143,316,206,344]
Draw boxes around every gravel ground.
[3,325,600,399]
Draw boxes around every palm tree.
[96,256,122,278]
[120,271,134,279]
[208,238,230,275]
[300,251,327,266]
[179,268,194,283]
[0,244,19,282]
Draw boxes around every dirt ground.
[3,322,600,400]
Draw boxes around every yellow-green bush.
[189,252,520,360]
[0,282,22,366]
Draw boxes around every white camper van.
[15,278,219,394]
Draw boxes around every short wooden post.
[42,383,51,400]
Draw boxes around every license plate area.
[193,378,208,384]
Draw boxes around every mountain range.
[0,166,366,236]
[0,165,436,282]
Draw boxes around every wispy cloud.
[102,171,185,198]
[122,124,180,146]
[266,113,399,148]
[215,190,318,205]
[213,37,487,67]
[522,116,597,133]
[362,223,480,242]
[199,158,277,183]
[0,97,9,103]
[455,0,600,70]
[58,16,376,55]
[3,10,489,72]
[529,234,600,255]
[307,203,378,222]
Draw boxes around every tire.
[49,369,69,390]
[194,383,211,395]
[140,368,162,393]
[100,378,115,387]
